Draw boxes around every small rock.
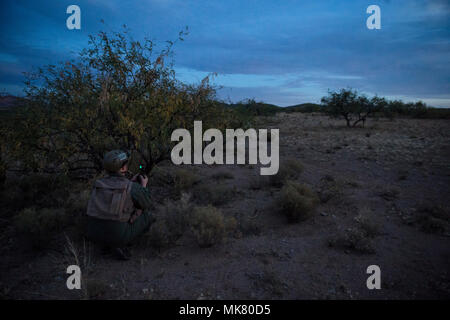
[197,293,207,300]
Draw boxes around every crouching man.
[86,150,154,260]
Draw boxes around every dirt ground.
[1,112,449,300]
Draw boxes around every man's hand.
[131,173,140,182]
[138,174,148,187]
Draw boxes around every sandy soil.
[1,112,449,299]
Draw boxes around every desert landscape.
[1,1,449,309]
[1,111,449,300]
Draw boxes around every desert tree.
[4,27,228,177]
[321,88,380,127]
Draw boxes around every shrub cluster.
[321,88,450,127]
[328,209,381,254]
[14,207,68,247]
[149,166,201,196]
[189,205,236,248]
[145,193,193,248]
[2,28,233,178]
[276,180,319,223]
[193,183,236,206]
[269,158,303,187]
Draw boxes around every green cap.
[103,150,129,173]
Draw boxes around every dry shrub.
[14,207,68,248]
[329,227,376,254]
[260,269,285,297]
[277,180,319,223]
[269,158,303,187]
[85,278,109,299]
[149,166,175,186]
[149,166,201,195]
[193,183,236,206]
[328,208,380,254]
[414,203,449,234]
[62,189,91,238]
[146,220,172,249]
[211,170,234,180]
[354,208,381,238]
[318,174,344,204]
[145,193,193,248]
[3,174,71,212]
[173,168,201,192]
[248,175,268,190]
[66,189,91,216]
[247,267,285,297]
[239,214,262,236]
[189,205,236,247]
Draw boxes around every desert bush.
[173,168,201,192]
[276,180,319,223]
[235,99,280,117]
[211,170,234,180]
[329,208,380,254]
[354,208,381,238]
[318,175,344,203]
[269,158,303,187]
[329,227,376,254]
[189,205,235,247]
[65,189,91,216]
[64,189,91,237]
[159,193,192,241]
[3,28,230,178]
[321,88,381,127]
[149,166,200,193]
[145,193,193,248]
[260,269,285,297]
[0,155,5,188]
[193,183,236,206]
[384,100,437,119]
[14,207,68,247]
[413,203,449,234]
[146,219,172,249]
[322,89,444,122]
[85,278,109,300]
[7,174,71,210]
[149,166,176,186]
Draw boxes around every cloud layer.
[0,0,449,106]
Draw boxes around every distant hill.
[283,103,323,113]
[219,101,324,117]
[219,101,283,117]
[0,95,20,109]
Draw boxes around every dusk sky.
[0,0,449,107]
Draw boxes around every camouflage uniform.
[86,173,154,247]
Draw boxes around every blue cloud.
[0,0,448,106]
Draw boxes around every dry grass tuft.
[277,180,319,223]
